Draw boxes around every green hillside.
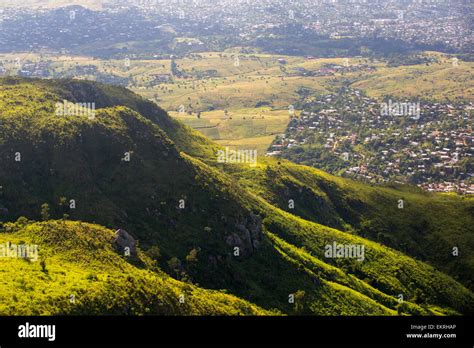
[0,77,472,316]
[225,161,474,291]
[0,220,273,315]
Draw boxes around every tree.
[186,248,199,263]
[294,290,306,314]
[59,196,67,207]
[146,246,161,261]
[412,288,425,304]
[167,257,182,273]
[40,259,47,273]
[16,216,29,227]
[40,203,50,221]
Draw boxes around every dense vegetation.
[0,220,273,315]
[0,77,472,315]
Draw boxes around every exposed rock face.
[113,229,137,256]
[226,213,263,258]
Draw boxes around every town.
[269,88,474,194]
[0,0,471,59]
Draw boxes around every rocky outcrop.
[225,212,263,258]
[113,229,137,256]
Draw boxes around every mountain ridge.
[0,77,472,315]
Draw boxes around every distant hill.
[0,77,472,315]
[0,1,104,10]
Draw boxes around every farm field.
[171,107,294,155]
[1,51,472,156]
[351,53,474,101]
[3,52,471,105]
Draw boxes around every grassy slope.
[351,58,474,101]
[0,77,472,315]
[0,220,273,315]
[225,159,474,291]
